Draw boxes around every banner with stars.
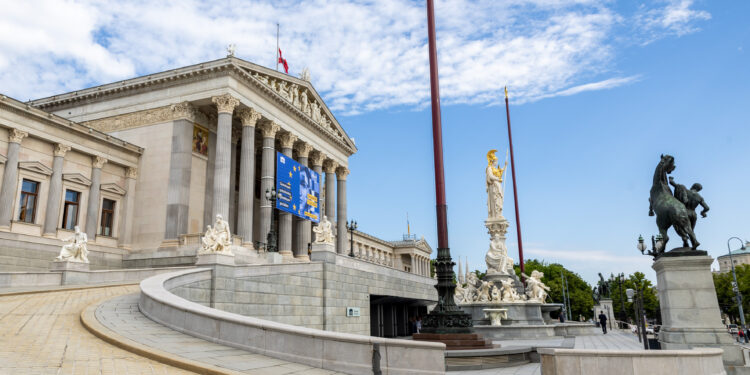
[276,151,321,223]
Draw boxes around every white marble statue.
[477,280,494,302]
[462,271,480,303]
[500,279,522,302]
[55,226,89,263]
[485,149,507,219]
[200,214,233,254]
[299,67,311,82]
[454,283,465,304]
[522,270,551,302]
[313,216,334,244]
[491,285,502,302]
[485,233,514,275]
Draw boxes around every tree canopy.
[605,272,660,323]
[713,264,750,325]
[512,259,594,320]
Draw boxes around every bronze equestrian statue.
[648,154,705,255]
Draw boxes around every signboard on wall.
[276,151,321,223]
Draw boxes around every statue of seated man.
[56,226,89,263]
[313,216,334,244]
[200,214,233,254]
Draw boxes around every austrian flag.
[278,48,289,74]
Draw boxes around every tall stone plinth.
[593,298,614,329]
[653,255,743,366]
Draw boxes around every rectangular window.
[62,190,80,230]
[100,198,116,237]
[18,179,39,223]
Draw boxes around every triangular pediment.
[18,161,52,176]
[231,59,357,154]
[100,183,126,195]
[0,154,6,164]
[63,173,92,186]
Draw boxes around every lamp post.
[347,220,358,257]
[618,273,626,327]
[637,234,663,258]
[627,287,649,349]
[727,237,747,330]
[265,188,278,252]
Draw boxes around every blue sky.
[1,0,747,284]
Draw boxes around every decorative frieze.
[212,94,240,114]
[80,102,211,133]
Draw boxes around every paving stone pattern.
[0,285,192,374]
[97,293,343,375]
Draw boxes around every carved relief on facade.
[81,102,211,133]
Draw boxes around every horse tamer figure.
[648,154,706,254]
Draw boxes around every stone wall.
[0,231,123,271]
[166,255,437,336]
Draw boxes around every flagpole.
[504,86,525,280]
[276,23,279,72]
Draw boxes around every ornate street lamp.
[618,273,626,325]
[638,234,663,258]
[727,237,747,330]
[347,220,358,257]
[265,188,278,252]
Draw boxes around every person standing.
[416,316,422,334]
[598,311,608,334]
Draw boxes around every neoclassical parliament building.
[0,56,433,276]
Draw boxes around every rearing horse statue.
[649,154,699,252]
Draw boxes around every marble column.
[277,132,297,258]
[323,160,338,222]
[85,156,107,239]
[0,129,27,228]
[164,118,193,240]
[258,121,280,248]
[118,167,137,249]
[210,94,240,223]
[229,131,239,229]
[237,108,261,247]
[43,144,70,236]
[294,142,314,259]
[335,166,349,255]
[309,151,325,245]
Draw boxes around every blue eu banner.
[276,151,320,223]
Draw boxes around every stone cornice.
[0,94,142,155]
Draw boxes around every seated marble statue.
[56,226,89,263]
[200,214,233,254]
[313,216,334,244]
[500,279,522,302]
[521,270,551,302]
[462,272,480,303]
[486,234,514,275]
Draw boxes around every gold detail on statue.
[486,149,507,183]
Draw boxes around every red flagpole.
[505,87,525,279]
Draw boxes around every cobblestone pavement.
[97,293,343,375]
[0,285,194,374]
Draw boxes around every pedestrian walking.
[598,311,608,334]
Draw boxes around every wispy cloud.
[0,0,710,113]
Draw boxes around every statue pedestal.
[310,242,337,263]
[653,254,744,366]
[195,252,235,266]
[49,260,89,272]
[266,252,283,264]
[593,298,614,330]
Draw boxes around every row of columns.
[0,127,137,246]
[207,94,350,257]
[414,255,430,277]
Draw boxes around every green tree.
[713,264,750,325]
[512,259,594,320]
[607,272,660,324]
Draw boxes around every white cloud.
[0,0,710,113]
[634,0,711,44]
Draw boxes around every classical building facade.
[717,241,750,273]
[0,56,432,274]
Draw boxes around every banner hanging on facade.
[276,151,320,223]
